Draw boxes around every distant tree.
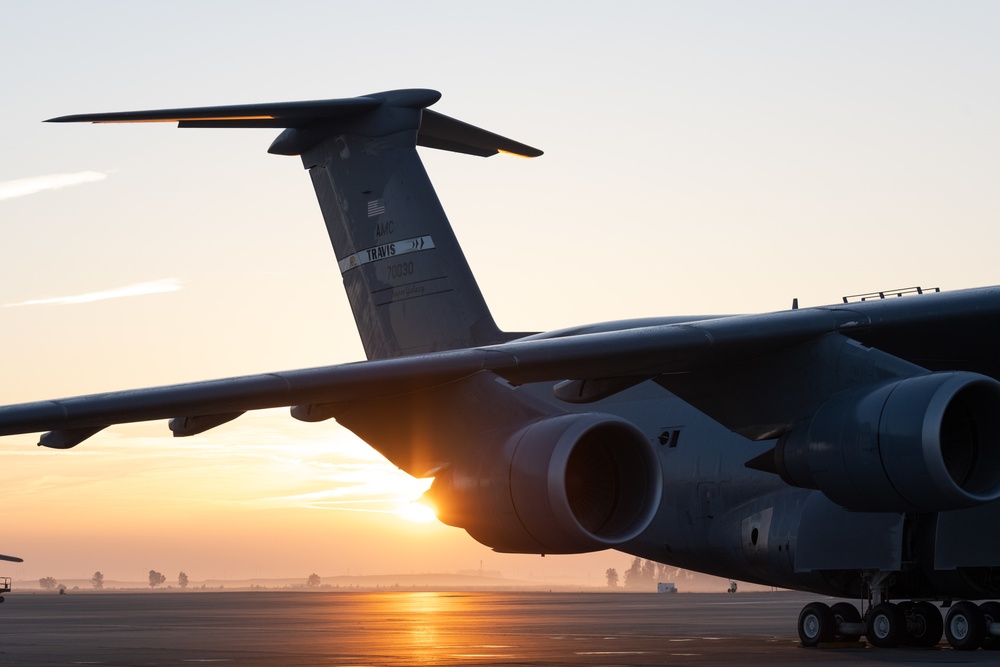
[39,576,58,590]
[91,571,104,590]
[605,568,619,588]
[623,558,673,590]
[148,570,167,589]
[178,571,189,589]
[306,573,321,588]
[623,557,643,588]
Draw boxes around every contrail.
[4,278,182,307]
[0,171,108,201]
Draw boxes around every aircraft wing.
[0,553,23,563]
[2,285,998,448]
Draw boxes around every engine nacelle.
[426,413,662,554]
[775,372,1000,512]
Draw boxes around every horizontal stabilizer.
[45,94,391,127]
[46,89,542,158]
[418,110,542,158]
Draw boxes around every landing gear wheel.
[979,601,1000,650]
[945,601,986,651]
[902,601,943,648]
[798,602,836,647]
[866,602,904,648]
[830,602,862,642]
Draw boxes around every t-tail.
[48,89,542,359]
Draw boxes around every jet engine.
[425,413,662,554]
[774,372,1000,512]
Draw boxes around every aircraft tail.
[48,89,542,359]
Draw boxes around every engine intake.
[775,372,1000,512]
[427,413,662,554]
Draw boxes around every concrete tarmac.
[1,590,998,666]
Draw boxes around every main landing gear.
[944,601,1000,650]
[797,599,1000,650]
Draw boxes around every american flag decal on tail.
[367,199,386,217]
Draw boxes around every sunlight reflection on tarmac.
[1,590,998,665]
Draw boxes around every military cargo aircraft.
[2,89,1000,649]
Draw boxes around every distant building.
[657,582,677,593]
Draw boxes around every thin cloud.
[0,171,109,201]
[4,278,182,307]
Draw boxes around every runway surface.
[2,590,998,665]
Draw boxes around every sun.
[398,500,438,524]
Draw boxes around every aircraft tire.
[798,602,835,647]
[945,601,986,651]
[830,602,861,642]
[866,602,904,648]
[978,601,1000,650]
[902,601,943,648]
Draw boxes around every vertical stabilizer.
[280,92,542,359]
[304,136,492,358]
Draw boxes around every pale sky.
[0,1,998,585]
